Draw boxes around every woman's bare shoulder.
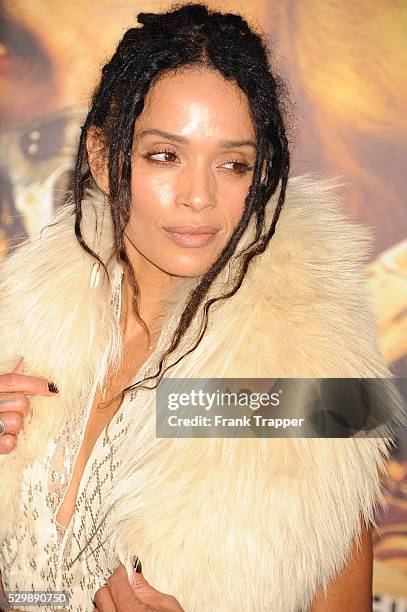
[309,522,373,611]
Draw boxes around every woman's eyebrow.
[136,128,256,149]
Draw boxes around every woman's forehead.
[135,68,255,142]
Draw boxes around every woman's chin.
[155,250,220,279]
[155,259,212,279]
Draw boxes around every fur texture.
[0,174,404,611]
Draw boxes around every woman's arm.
[309,522,373,611]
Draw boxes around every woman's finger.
[106,564,148,609]
[93,584,117,612]
[0,372,58,397]
[0,433,17,454]
[131,570,184,611]
[0,393,30,417]
[0,411,23,434]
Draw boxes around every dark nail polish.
[133,557,142,573]
[48,382,59,393]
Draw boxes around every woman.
[0,3,403,611]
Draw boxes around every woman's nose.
[175,164,215,212]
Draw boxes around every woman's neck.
[120,235,186,344]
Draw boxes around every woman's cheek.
[224,186,249,228]
[132,180,171,212]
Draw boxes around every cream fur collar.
[0,174,403,610]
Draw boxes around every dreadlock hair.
[72,1,292,413]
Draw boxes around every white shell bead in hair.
[90,262,101,289]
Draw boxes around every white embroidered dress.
[0,261,129,611]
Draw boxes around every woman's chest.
[54,342,151,532]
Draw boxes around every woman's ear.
[86,125,110,193]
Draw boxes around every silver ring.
[0,419,6,437]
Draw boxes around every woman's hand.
[93,563,185,611]
[0,357,59,454]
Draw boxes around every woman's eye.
[221,160,253,174]
[144,149,178,164]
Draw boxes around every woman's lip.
[163,228,218,247]
[163,226,219,234]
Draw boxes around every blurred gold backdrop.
[0,1,406,608]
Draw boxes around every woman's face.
[125,67,258,278]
